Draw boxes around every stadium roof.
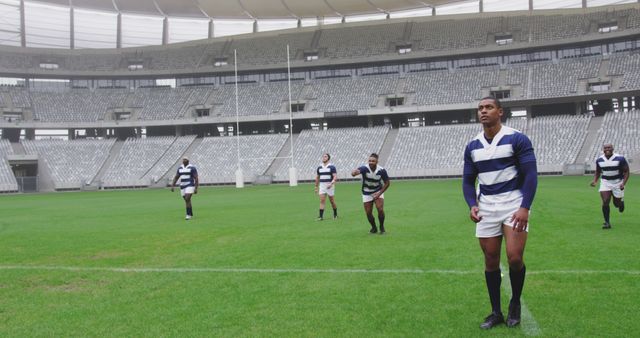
[0,0,636,49]
[26,0,471,19]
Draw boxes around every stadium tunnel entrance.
[7,154,38,192]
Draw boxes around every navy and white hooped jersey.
[317,163,337,183]
[463,126,536,204]
[357,165,389,195]
[176,164,197,189]
[596,153,627,182]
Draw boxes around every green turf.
[0,176,638,337]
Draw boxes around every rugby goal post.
[289,167,298,186]
[235,168,244,188]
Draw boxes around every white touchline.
[501,264,541,336]
[0,265,638,275]
[0,266,476,274]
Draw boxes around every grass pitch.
[0,176,638,337]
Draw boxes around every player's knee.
[484,258,500,271]
[507,255,524,270]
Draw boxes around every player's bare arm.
[194,174,199,194]
[621,163,629,190]
[170,174,179,192]
[590,167,601,187]
[328,173,337,189]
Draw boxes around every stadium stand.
[625,7,640,29]
[527,114,591,166]
[528,14,588,42]
[0,139,19,192]
[67,52,122,72]
[273,127,389,182]
[505,117,527,133]
[231,31,314,65]
[385,123,479,176]
[6,49,640,124]
[319,23,404,58]
[146,45,210,70]
[181,86,214,117]
[309,75,399,112]
[190,134,289,184]
[101,136,180,187]
[3,5,640,191]
[210,81,304,116]
[22,139,115,190]
[528,57,600,98]
[142,135,196,183]
[8,88,31,108]
[609,52,640,90]
[411,17,501,51]
[587,109,640,164]
[404,67,500,105]
[504,66,530,99]
[129,87,192,120]
[2,7,638,73]
[30,89,129,122]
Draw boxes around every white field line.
[0,265,639,275]
[501,264,541,336]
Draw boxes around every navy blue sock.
[367,214,376,228]
[485,269,502,314]
[602,205,610,223]
[333,208,337,217]
[187,207,193,216]
[319,209,324,218]
[378,213,385,229]
[509,265,526,305]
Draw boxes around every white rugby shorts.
[362,193,384,203]
[181,186,195,197]
[476,197,529,238]
[318,182,335,196]
[599,179,624,199]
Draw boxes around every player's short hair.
[369,153,379,159]
[324,153,331,160]
[480,96,502,108]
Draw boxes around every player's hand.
[590,181,596,187]
[314,186,318,193]
[620,183,625,191]
[170,187,175,192]
[372,191,381,200]
[510,207,529,232]
[194,188,198,194]
[469,206,482,223]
